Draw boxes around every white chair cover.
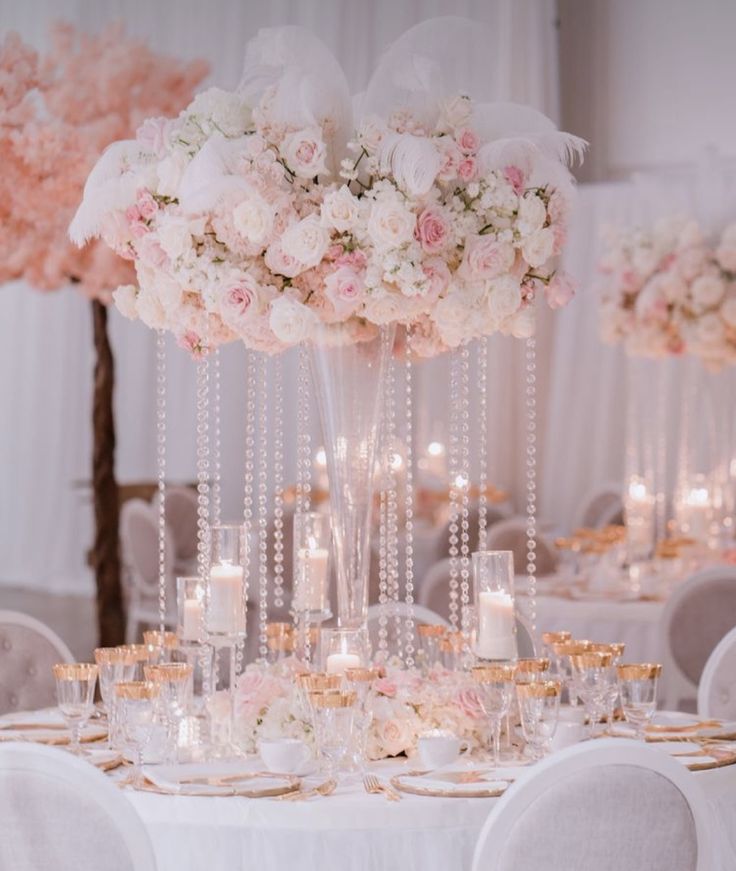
[698,625,736,720]
[485,517,559,577]
[153,486,198,570]
[0,742,156,870]
[0,610,74,715]
[367,602,448,655]
[472,738,710,871]
[659,566,736,711]
[573,485,624,530]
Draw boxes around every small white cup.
[259,738,311,773]
[550,721,585,753]
[417,730,465,770]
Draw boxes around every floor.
[0,587,98,661]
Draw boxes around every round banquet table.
[120,755,736,871]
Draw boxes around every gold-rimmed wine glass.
[116,681,161,787]
[617,663,662,739]
[53,663,98,755]
[308,690,357,781]
[569,651,615,737]
[344,667,380,770]
[94,647,136,747]
[144,662,193,761]
[517,679,562,760]
[472,664,517,767]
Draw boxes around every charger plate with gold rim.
[390,769,512,798]
[0,725,107,746]
[136,770,301,798]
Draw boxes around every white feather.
[477,139,540,175]
[379,133,442,197]
[69,140,153,245]
[178,133,250,212]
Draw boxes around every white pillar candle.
[207,563,244,635]
[475,590,516,661]
[294,547,329,612]
[325,653,361,675]
[181,598,204,642]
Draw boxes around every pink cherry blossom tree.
[0,24,208,645]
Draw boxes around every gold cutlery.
[363,774,401,801]
[278,779,337,801]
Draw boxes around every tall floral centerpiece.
[72,19,583,631]
[0,25,207,643]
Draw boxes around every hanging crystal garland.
[458,344,471,634]
[403,338,416,668]
[384,350,402,660]
[210,348,222,526]
[376,329,392,657]
[447,351,461,631]
[272,356,285,612]
[156,330,167,634]
[239,350,257,673]
[257,353,270,661]
[195,356,211,692]
[477,337,490,551]
[295,345,312,661]
[525,335,538,636]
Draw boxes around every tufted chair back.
[0,611,74,715]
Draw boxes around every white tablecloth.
[123,756,736,871]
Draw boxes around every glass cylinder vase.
[472,550,518,663]
[309,324,395,629]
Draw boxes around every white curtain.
[0,0,560,594]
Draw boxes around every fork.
[279,778,337,801]
[363,774,401,801]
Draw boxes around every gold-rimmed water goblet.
[541,631,571,673]
[472,664,517,768]
[417,624,446,672]
[517,679,562,760]
[144,662,193,761]
[142,630,179,664]
[569,651,616,737]
[551,640,593,707]
[344,667,380,771]
[53,663,98,756]
[588,643,626,730]
[308,690,357,782]
[617,663,662,740]
[115,681,161,787]
[94,647,136,748]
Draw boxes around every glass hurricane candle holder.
[472,551,517,662]
[53,663,98,755]
[624,476,656,562]
[617,663,662,739]
[207,525,246,640]
[293,511,331,619]
[177,576,206,645]
[320,627,368,675]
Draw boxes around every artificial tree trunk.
[91,300,124,646]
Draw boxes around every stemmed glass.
[142,630,179,663]
[552,640,592,707]
[517,679,562,760]
[472,664,516,767]
[144,663,193,761]
[344,667,379,770]
[569,651,615,737]
[589,643,625,731]
[115,681,161,787]
[617,663,662,739]
[541,631,571,672]
[94,647,136,748]
[53,663,98,756]
[308,690,357,781]
[515,658,551,682]
[417,624,446,672]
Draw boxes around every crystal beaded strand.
[525,335,538,636]
[239,350,256,673]
[459,344,471,634]
[477,338,490,551]
[385,352,402,661]
[272,356,285,612]
[403,342,416,667]
[156,330,167,634]
[210,348,222,526]
[195,357,211,692]
[295,345,312,661]
[447,351,461,631]
[377,330,391,657]
[257,354,269,661]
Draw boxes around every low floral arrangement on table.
[231,660,488,760]
[599,217,736,369]
[70,20,584,358]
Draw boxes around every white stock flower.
[280,127,328,179]
[113,285,138,320]
[187,87,252,138]
[279,215,330,269]
[520,227,555,268]
[232,193,274,247]
[269,296,319,344]
[320,185,360,232]
[517,194,547,237]
[367,195,415,250]
[157,216,203,261]
[487,275,522,323]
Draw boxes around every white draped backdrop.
[1,0,732,595]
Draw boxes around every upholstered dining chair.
[659,566,736,711]
[366,602,448,658]
[472,738,710,871]
[418,559,537,657]
[485,517,559,577]
[697,625,736,720]
[0,611,74,715]
[153,486,198,576]
[573,485,625,530]
[120,499,177,643]
[0,742,157,870]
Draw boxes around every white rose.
[320,185,360,232]
[507,306,536,338]
[264,242,303,279]
[136,287,167,330]
[721,295,736,328]
[517,194,547,236]
[487,275,522,323]
[438,94,473,131]
[232,193,274,247]
[432,290,473,348]
[358,115,389,155]
[157,216,201,261]
[279,215,330,269]
[691,273,725,310]
[363,288,409,325]
[113,285,138,320]
[156,150,189,198]
[269,296,319,345]
[280,127,328,179]
[520,227,555,268]
[367,196,415,250]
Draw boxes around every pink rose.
[324,266,365,318]
[125,205,141,224]
[264,243,302,279]
[456,127,480,155]
[422,257,451,301]
[336,249,367,270]
[374,678,398,698]
[545,273,576,309]
[457,157,477,182]
[130,221,149,239]
[415,207,449,254]
[177,330,207,360]
[460,235,515,280]
[504,165,525,195]
[136,234,167,268]
[136,190,159,221]
[221,280,258,325]
[136,117,171,158]
[373,718,413,757]
[436,138,463,182]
